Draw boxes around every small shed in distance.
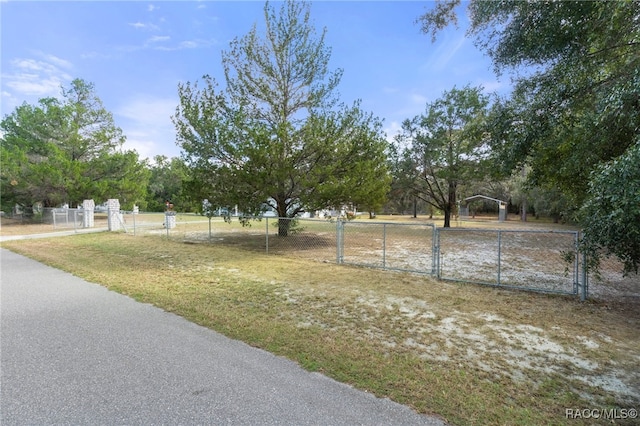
[459,195,507,222]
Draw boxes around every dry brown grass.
[2,229,639,425]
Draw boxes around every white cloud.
[5,77,63,97]
[383,120,404,145]
[373,89,431,132]
[80,51,111,59]
[116,96,176,125]
[179,40,198,49]
[121,131,160,160]
[148,35,170,43]
[410,93,428,106]
[115,95,180,160]
[129,21,159,31]
[147,4,156,12]
[1,53,74,113]
[41,54,73,70]
[422,34,468,72]
[154,38,216,51]
[477,79,507,95]
[119,26,214,52]
[1,90,18,112]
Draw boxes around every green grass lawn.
[2,232,638,425]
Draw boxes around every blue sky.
[1,1,508,160]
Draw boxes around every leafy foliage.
[398,85,490,227]
[146,156,195,212]
[0,79,149,212]
[385,143,420,215]
[580,142,640,275]
[419,0,640,270]
[174,1,390,235]
[472,1,639,207]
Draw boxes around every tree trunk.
[443,207,451,228]
[278,217,291,236]
[444,181,456,228]
[276,195,291,236]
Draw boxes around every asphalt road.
[0,248,447,425]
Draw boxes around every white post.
[165,212,176,229]
[107,199,121,231]
[83,199,95,228]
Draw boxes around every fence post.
[82,199,95,228]
[265,217,269,254]
[575,231,588,301]
[336,219,343,264]
[434,227,441,279]
[573,231,579,296]
[581,251,588,302]
[382,223,387,269]
[497,230,502,285]
[107,199,121,231]
[430,224,436,275]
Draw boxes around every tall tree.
[0,79,148,212]
[146,156,194,212]
[60,79,124,161]
[398,85,489,227]
[174,0,390,235]
[418,0,640,268]
[385,143,417,216]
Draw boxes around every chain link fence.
[435,229,583,297]
[14,207,637,301]
[116,213,340,263]
[339,221,436,274]
[2,207,109,231]
[124,214,583,296]
[112,212,588,297]
[47,208,84,230]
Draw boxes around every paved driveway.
[0,248,446,425]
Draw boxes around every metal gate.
[435,228,585,297]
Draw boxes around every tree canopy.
[145,155,196,212]
[580,142,640,275]
[418,0,640,268]
[398,85,490,227]
[0,78,149,212]
[174,0,390,235]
